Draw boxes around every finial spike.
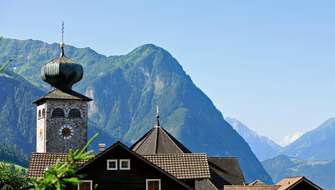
[60,21,65,57]
[156,105,160,127]
[61,21,64,44]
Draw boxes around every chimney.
[98,143,106,152]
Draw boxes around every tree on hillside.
[0,163,29,190]
[0,59,12,73]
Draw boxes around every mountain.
[0,70,43,154]
[262,155,334,189]
[282,118,335,160]
[0,37,272,183]
[0,70,113,155]
[226,118,282,161]
[0,143,28,167]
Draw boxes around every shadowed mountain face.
[262,155,335,190]
[0,71,43,154]
[226,118,282,161]
[0,37,272,183]
[282,118,335,160]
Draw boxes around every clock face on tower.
[59,124,74,140]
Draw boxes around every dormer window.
[107,159,118,170]
[52,108,65,118]
[120,159,130,170]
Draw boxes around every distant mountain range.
[262,155,335,190]
[0,37,272,183]
[281,118,335,160]
[226,118,282,161]
[228,117,335,189]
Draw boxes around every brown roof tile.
[276,176,323,190]
[28,153,85,178]
[143,153,210,180]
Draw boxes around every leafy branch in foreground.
[32,133,99,190]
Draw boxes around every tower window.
[42,109,46,118]
[38,110,41,119]
[68,109,81,118]
[51,108,65,118]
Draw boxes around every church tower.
[34,24,91,153]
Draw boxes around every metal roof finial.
[60,21,65,57]
[156,105,160,128]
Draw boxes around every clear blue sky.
[2,0,335,145]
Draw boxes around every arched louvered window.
[68,109,81,118]
[42,109,46,118]
[38,110,41,119]
[52,108,65,118]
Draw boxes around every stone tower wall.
[37,99,88,153]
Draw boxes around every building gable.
[76,142,191,190]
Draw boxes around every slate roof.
[34,89,92,104]
[276,176,323,190]
[27,153,86,178]
[143,153,210,180]
[195,179,218,190]
[208,157,245,186]
[131,126,191,154]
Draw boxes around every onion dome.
[41,42,83,91]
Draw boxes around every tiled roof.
[224,185,280,190]
[224,176,324,190]
[249,180,266,185]
[143,153,210,180]
[34,89,92,104]
[208,157,245,186]
[131,126,191,154]
[276,176,323,190]
[28,153,86,178]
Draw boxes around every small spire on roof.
[155,105,160,128]
[60,21,65,57]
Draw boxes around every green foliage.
[0,162,29,190]
[0,143,28,167]
[0,59,12,73]
[32,133,98,190]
